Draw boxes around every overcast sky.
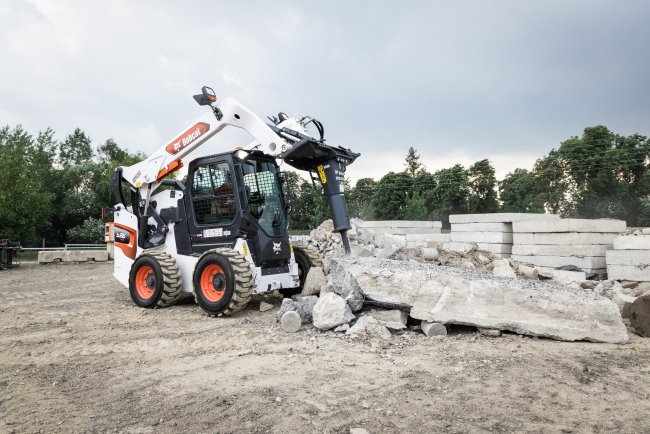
[1,0,649,181]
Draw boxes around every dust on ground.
[1,263,649,433]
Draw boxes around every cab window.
[191,162,236,225]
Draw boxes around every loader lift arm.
[112,87,359,253]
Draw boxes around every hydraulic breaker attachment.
[275,127,360,254]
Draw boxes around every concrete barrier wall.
[38,250,109,264]
[360,220,448,248]
[510,218,626,276]
[607,234,650,281]
[445,213,560,258]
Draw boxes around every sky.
[1,0,649,182]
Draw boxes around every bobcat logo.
[273,242,282,254]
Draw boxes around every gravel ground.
[1,262,649,433]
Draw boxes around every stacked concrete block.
[38,250,109,263]
[361,221,448,248]
[445,213,560,258]
[606,234,650,281]
[511,219,627,276]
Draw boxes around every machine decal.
[317,164,327,184]
[165,122,210,155]
[114,223,137,259]
[203,228,223,238]
[273,242,282,254]
[242,242,248,257]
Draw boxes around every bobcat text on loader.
[110,86,359,316]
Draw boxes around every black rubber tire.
[129,251,182,308]
[280,246,323,297]
[193,248,253,316]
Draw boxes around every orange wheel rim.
[201,264,226,302]
[135,265,155,299]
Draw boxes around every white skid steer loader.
[110,86,359,316]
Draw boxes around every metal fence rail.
[21,244,107,252]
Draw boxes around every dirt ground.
[1,263,649,434]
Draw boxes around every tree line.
[286,125,650,229]
[0,126,143,246]
[1,124,649,245]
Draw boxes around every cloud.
[1,0,649,184]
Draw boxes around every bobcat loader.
[110,87,359,316]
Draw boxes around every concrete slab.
[443,242,512,254]
[511,254,606,270]
[613,235,650,250]
[451,222,513,233]
[513,232,618,246]
[512,244,610,257]
[362,220,442,228]
[405,233,451,242]
[328,257,628,343]
[451,231,513,244]
[607,264,650,282]
[449,213,559,224]
[606,250,650,266]
[371,227,442,235]
[38,250,109,263]
[535,266,607,278]
[513,218,627,234]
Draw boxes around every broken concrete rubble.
[281,311,301,333]
[312,292,355,331]
[328,257,628,343]
[421,321,447,338]
[276,296,318,324]
[491,259,517,278]
[301,267,327,296]
[346,315,392,341]
[367,309,408,330]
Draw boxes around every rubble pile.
[307,219,507,273]
[277,219,647,342]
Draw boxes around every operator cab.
[178,151,292,270]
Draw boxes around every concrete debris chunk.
[421,321,447,338]
[333,324,350,332]
[478,328,502,337]
[259,301,274,312]
[517,264,539,280]
[276,298,297,320]
[350,428,372,434]
[491,259,517,278]
[367,309,408,330]
[301,267,327,296]
[293,295,318,324]
[281,311,302,333]
[329,257,628,343]
[346,315,391,341]
[421,247,439,261]
[552,270,587,285]
[612,290,637,319]
[312,292,355,331]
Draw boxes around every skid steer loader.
[110,86,359,316]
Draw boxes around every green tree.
[404,146,423,176]
[289,180,329,230]
[499,168,542,212]
[0,126,54,245]
[403,192,428,220]
[429,164,469,224]
[347,177,376,219]
[531,150,576,215]
[468,159,498,213]
[59,128,93,166]
[67,217,105,243]
[371,172,413,220]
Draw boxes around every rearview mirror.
[193,86,217,106]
